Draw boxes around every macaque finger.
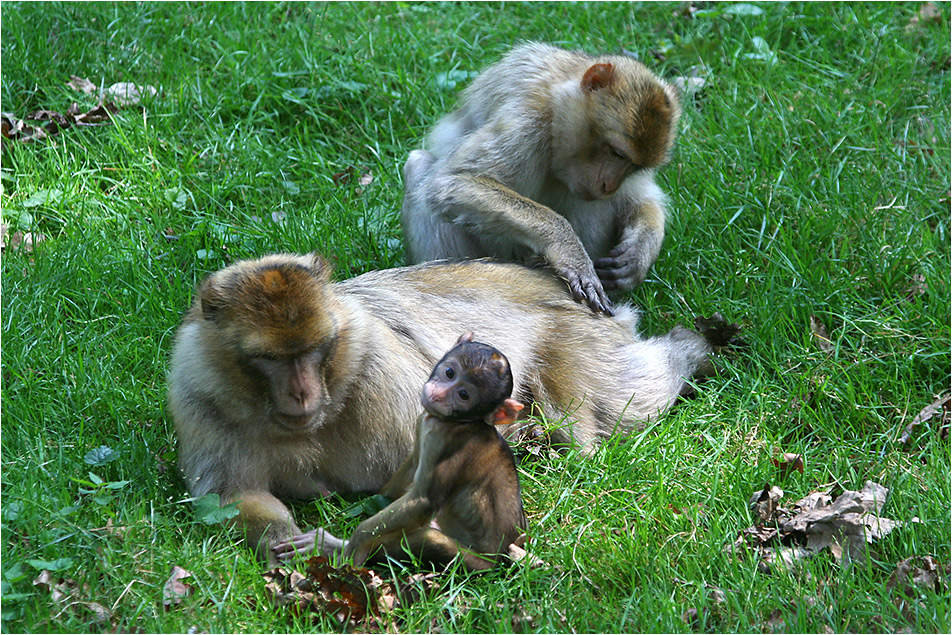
[272,528,344,560]
[568,273,614,316]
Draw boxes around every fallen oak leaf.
[694,312,745,349]
[809,315,833,354]
[747,484,784,523]
[898,392,951,446]
[771,452,804,478]
[72,101,118,125]
[104,82,157,107]
[887,555,950,596]
[67,75,97,94]
[162,565,194,608]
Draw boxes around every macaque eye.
[609,146,628,161]
[458,388,470,401]
[444,366,455,379]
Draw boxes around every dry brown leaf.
[903,273,927,301]
[771,452,804,478]
[162,565,194,608]
[694,312,744,348]
[809,315,833,354]
[507,541,545,568]
[748,484,784,523]
[898,392,951,446]
[887,555,950,597]
[1,224,46,253]
[67,75,97,94]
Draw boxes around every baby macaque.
[273,333,527,571]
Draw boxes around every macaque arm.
[378,413,427,499]
[427,172,613,315]
[344,494,434,565]
[593,193,666,291]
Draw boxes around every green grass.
[2,2,949,632]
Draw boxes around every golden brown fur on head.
[589,63,680,170]
[198,253,336,356]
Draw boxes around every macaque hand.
[593,229,663,291]
[272,528,345,561]
[550,252,614,316]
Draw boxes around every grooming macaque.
[274,333,527,570]
[168,252,713,563]
[401,42,682,315]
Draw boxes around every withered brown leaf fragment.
[67,75,97,94]
[771,452,804,479]
[780,481,901,563]
[104,82,158,107]
[809,316,833,354]
[163,565,194,608]
[748,484,784,523]
[887,555,950,596]
[898,392,951,446]
[72,101,118,126]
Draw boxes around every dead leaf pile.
[732,481,908,570]
[32,570,113,626]
[2,76,156,144]
[2,102,117,143]
[263,556,437,630]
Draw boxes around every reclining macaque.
[167,253,716,563]
[402,42,682,315]
[272,333,527,570]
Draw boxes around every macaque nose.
[288,385,311,406]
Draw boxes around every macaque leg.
[344,495,433,565]
[395,527,498,572]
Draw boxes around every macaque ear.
[307,251,333,283]
[456,331,475,346]
[199,280,225,321]
[488,398,524,427]
[581,63,616,92]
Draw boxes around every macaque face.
[422,343,513,423]
[571,143,641,201]
[422,356,481,421]
[248,349,325,430]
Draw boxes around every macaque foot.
[272,528,346,561]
